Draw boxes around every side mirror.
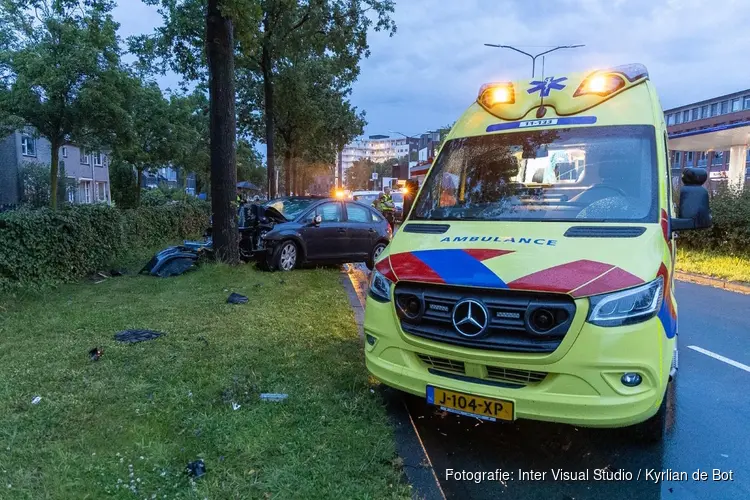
[671,168,712,231]
[313,215,322,226]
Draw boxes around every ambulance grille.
[417,354,465,375]
[395,283,576,353]
[486,366,547,385]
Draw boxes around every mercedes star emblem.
[452,299,490,338]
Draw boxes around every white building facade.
[336,135,410,185]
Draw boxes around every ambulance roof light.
[478,82,515,107]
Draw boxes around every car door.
[299,202,347,261]
[344,202,377,261]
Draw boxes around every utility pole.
[483,44,584,78]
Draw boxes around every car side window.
[346,203,370,223]
[317,202,342,223]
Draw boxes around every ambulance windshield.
[411,125,658,223]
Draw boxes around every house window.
[21,136,36,156]
[720,101,729,114]
[673,151,682,167]
[96,182,107,202]
[62,146,68,158]
[666,114,676,126]
[744,96,750,110]
[81,149,90,164]
[711,103,718,116]
[686,151,694,167]
[691,108,699,121]
[93,152,103,167]
[67,181,76,203]
[701,105,709,119]
[80,181,92,204]
[682,110,690,122]
[731,98,741,112]
[712,151,724,165]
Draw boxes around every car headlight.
[369,268,393,302]
[587,277,663,327]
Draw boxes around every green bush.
[678,187,750,254]
[0,201,209,289]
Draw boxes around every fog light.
[621,373,642,387]
[366,334,377,346]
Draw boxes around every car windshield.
[391,193,403,202]
[353,194,378,204]
[264,198,318,220]
[412,125,658,223]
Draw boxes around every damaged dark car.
[142,196,391,276]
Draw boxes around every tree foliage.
[133,0,396,198]
[0,0,130,208]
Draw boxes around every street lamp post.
[483,44,584,78]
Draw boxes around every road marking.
[687,345,750,373]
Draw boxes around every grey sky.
[116,0,750,140]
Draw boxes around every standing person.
[374,188,396,230]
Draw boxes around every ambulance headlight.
[574,73,625,97]
[369,269,393,302]
[587,277,664,327]
[478,82,515,107]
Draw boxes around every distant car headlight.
[369,268,393,302]
[587,277,663,327]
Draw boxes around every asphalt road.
[352,267,750,500]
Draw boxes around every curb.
[675,271,750,295]
[341,264,446,500]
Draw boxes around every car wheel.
[275,241,298,272]
[366,242,388,271]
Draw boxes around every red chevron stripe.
[375,257,398,283]
[508,260,614,293]
[463,249,514,262]
[571,267,644,297]
[389,252,444,284]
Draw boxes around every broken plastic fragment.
[115,329,164,343]
[31,396,41,405]
[227,293,249,304]
[185,459,206,478]
[260,393,288,402]
[89,347,103,361]
[232,402,241,410]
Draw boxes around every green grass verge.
[676,247,750,284]
[0,264,409,499]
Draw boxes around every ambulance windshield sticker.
[527,76,568,97]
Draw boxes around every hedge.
[678,188,750,255]
[0,201,209,289]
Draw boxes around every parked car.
[259,197,392,271]
[351,190,381,205]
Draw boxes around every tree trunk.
[262,35,276,199]
[206,0,239,264]
[283,147,291,195]
[136,166,143,205]
[49,139,60,209]
[291,157,297,195]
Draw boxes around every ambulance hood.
[377,214,672,299]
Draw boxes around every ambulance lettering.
[439,236,557,246]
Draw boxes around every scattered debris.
[227,293,249,305]
[260,393,288,402]
[115,329,164,344]
[89,347,103,361]
[185,459,206,479]
[31,396,42,405]
[232,402,241,411]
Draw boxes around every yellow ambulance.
[364,63,712,441]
